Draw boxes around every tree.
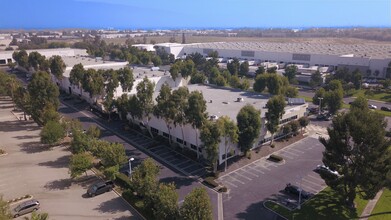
[98,142,127,167]
[319,106,391,208]
[27,71,59,124]
[132,158,160,197]
[289,120,300,135]
[154,83,174,144]
[236,104,261,153]
[86,125,101,138]
[267,66,277,74]
[149,183,179,220]
[82,69,104,101]
[70,130,90,154]
[117,67,134,92]
[285,86,298,98]
[351,69,362,90]
[180,187,213,220]
[265,95,286,145]
[325,80,344,114]
[267,74,283,95]
[200,121,221,172]
[282,123,292,139]
[255,66,265,75]
[386,61,391,79]
[229,75,241,88]
[136,77,155,137]
[382,79,391,89]
[283,65,298,84]
[171,87,189,146]
[49,55,66,81]
[40,120,65,145]
[69,63,85,96]
[12,50,29,69]
[42,104,61,125]
[298,116,309,134]
[152,56,162,67]
[312,87,326,108]
[217,116,239,172]
[0,194,11,220]
[186,91,208,159]
[24,211,49,220]
[310,71,323,88]
[253,74,268,93]
[69,152,93,178]
[227,58,240,75]
[239,61,249,77]
[181,60,195,79]
[169,61,181,83]
[28,51,46,72]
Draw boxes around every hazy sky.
[1,0,390,29]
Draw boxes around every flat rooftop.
[63,56,168,79]
[165,84,303,122]
[186,42,391,59]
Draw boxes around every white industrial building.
[155,42,391,78]
[129,84,308,165]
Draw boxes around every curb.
[263,200,289,220]
[7,195,33,204]
[89,169,146,220]
[0,152,8,157]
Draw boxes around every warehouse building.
[128,84,308,165]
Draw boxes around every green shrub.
[270,144,275,148]
[115,173,132,189]
[104,165,119,180]
[204,177,219,188]
[268,154,283,162]
[218,186,228,193]
[0,149,5,154]
[213,171,220,178]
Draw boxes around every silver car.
[11,199,40,218]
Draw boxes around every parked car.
[368,104,377,109]
[87,181,114,197]
[315,165,340,177]
[284,183,312,199]
[381,106,391,112]
[11,199,40,218]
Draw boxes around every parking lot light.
[128,157,134,179]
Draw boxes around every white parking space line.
[181,163,197,170]
[162,154,177,161]
[253,163,271,171]
[148,146,162,151]
[240,167,259,177]
[190,167,205,175]
[278,153,294,160]
[302,178,321,188]
[301,184,321,194]
[176,160,191,167]
[232,171,252,181]
[289,148,305,154]
[307,173,324,183]
[246,165,265,174]
[223,181,238,188]
[225,175,245,184]
[153,148,169,154]
[158,151,174,157]
[281,150,299,157]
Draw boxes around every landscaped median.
[264,187,369,220]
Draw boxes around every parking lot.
[218,136,327,220]
[0,97,141,220]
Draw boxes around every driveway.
[0,97,141,220]
[218,136,326,220]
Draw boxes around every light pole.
[318,97,324,115]
[128,157,134,179]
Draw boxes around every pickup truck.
[87,181,114,197]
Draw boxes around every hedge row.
[115,173,132,190]
[268,154,283,162]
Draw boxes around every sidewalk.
[359,189,384,219]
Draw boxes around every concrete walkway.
[360,189,384,219]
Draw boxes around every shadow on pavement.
[38,154,70,168]
[12,135,40,140]
[0,120,39,133]
[94,197,129,214]
[19,141,52,154]
[159,176,195,189]
[44,178,72,191]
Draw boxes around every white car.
[368,104,377,109]
[315,165,340,177]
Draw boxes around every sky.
[0,0,390,29]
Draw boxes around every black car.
[284,183,312,199]
[381,106,391,112]
[87,181,114,197]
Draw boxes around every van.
[11,199,40,218]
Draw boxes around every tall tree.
[267,74,283,95]
[171,87,189,146]
[49,55,66,81]
[69,63,85,96]
[325,80,343,114]
[310,71,323,88]
[82,69,105,101]
[312,87,326,108]
[169,61,181,83]
[181,59,195,79]
[265,95,286,145]
[255,66,265,75]
[227,58,240,75]
[319,98,391,208]
[28,51,46,72]
[298,116,309,133]
[239,61,249,77]
[0,194,11,220]
[98,142,127,167]
[186,91,208,159]
[216,116,239,172]
[27,71,60,124]
[236,104,261,153]
[283,65,298,84]
[154,83,175,144]
[351,69,362,90]
[136,77,155,137]
[149,183,179,220]
[117,67,134,92]
[69,152,93,178]
[40,120,65,145]
[132,158,160,197]
[253,74,268,93]
[12,50,29,69]
[200,121,221,172]
[180,187,213,220]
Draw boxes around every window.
[163,132,169,138]
[151,127,159,134]
[191,144,197,150]
[176,138,183,144]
